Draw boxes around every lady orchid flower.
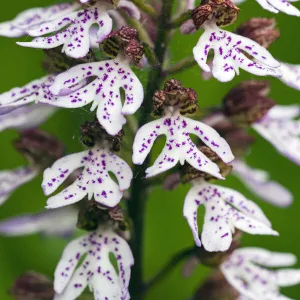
[191,1,281,82]
[233,0,300,16]
[45,55,144,136]
[43,145,133,209]
[279,62,300,91]
[183,179,278,252]
[54,227,134,300]
[132,80,234,179]
[0,206,77,237]
[232,159,293,207]
[0,1,114,59]
[221,247,300,299]
[252,105,300,164]
[0,104,56,133]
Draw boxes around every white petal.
[256,0,300,16]
[42,150,88,196]
[0,167,37,207]
[232,160,293,207]
[117,0,141,20]
[0,104,56,132]
[279,62,300,91]
[193,24,281,83]
[0,206,77,237]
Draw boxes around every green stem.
[130,0,157,19]
[128,0,175,298]
[164,56,197,76]
[143,248,194,294]
[168,11,192,29]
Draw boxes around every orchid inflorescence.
[1,0,300,299]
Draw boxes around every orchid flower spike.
[233,0,300,16]
[221,247,300,299]
[0,104,56,133]
[45,55,143,136]
[183,179,278,252]
[54,227,134,300]
[43,144,133,209]
[191,1,281,82]
[232,160,293,207]
[253,104,300,165]
[0,206,77,237]
[6,1,114,59]
[132,79,234,179]
[0,75,87,115]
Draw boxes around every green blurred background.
[1,0,300,299]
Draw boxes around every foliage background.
[1,0,300,299]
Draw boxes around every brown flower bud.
[100,26,144,64]
[14,130,64,170]
[182,146,232,183]
[193,271,239,300]
[192,0,239,28]
[153,79,198,116]
[80,119,124,151]
[77,200,128,231]
[236,18,280,48]
[10,271,54,300]
[223,80,275,126]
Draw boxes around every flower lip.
[236,18,280,49]
[222,80,276,125]
[192,0,239,29]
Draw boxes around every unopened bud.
[236,18,280,48]
[10,271,54,300]
[182,146,232,182]
[223,80,275,126]
[153,79,198,116]
[192,0,239,28]
[162,173,181,190]
[80,119,124,151]
[14,130,64,170]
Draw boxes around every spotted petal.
[221,247,300,300]
[17,5,113,59]
[0,206,77,237]
[54,228,134,300]
[253,105,300,165]
[193,23,281,82]
[46,57,143,135]
[133,114,234,179]
[0,3,79,38]
[256,0,300,16]
[0,104,56,132]
[0,167,37,207]
[43,147,132,209]
[183,182,277,251]
[232,160,293,207]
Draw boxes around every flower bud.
[100,26,144,64]
[14,130,64,170]
[182,146,232,182]
[77,200,128,231]
[223,80,275,126]
[162,173,181,190]
[10,271,54,300]
[192,0,239,29]
[153,79,198,116]
[43,47,96,73]
[80,119,124,151]
[236,18,280,48]
[193,271,239,300]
